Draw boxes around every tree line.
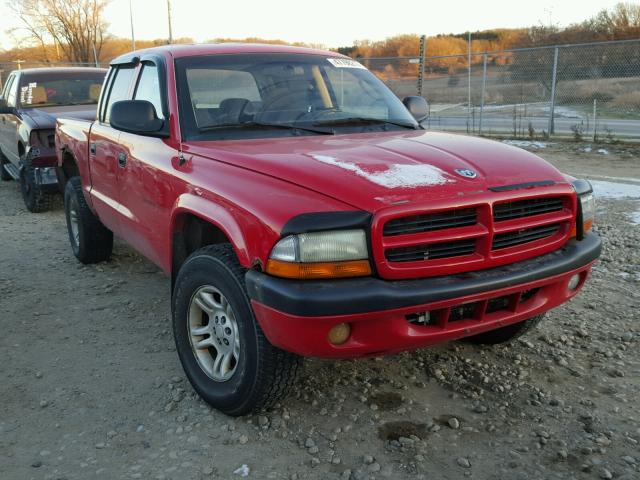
[0,1,638,67]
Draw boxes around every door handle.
[90,142,96,155]
[117,152,127,168]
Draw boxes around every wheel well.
[172,214,232,286]
[58,151,80,188]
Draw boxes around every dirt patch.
[378,421,428,441]
[1,142,639,480]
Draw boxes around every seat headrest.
[89,84,102,101]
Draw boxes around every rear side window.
[103,66,136,123]
[134,63,164,119]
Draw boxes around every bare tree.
[11,0,110,63]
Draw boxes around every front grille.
[383,208,477,236]
[386,239,476,263]
[376,190,574,279]
[493,197,564,222]
[492,224,560,250]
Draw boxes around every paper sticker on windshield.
[20,82,38,105]
[327,58,367,69]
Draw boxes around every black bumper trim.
[245,233,601,317]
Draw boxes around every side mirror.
[402,96,428,122]
[0,97,12,114]
[110,100,167,137]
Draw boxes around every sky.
[0,0,631,50]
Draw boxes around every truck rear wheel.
[64,176,113,263]
[463,314,545,345]
[20,153,55,212]
[172,244,301,416]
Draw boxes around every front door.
[87,65,137,235]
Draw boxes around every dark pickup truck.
[0,67,106,211]
[56,44,600,415]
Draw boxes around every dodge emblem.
[455,168,477,179]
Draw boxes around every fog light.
[328,323,351,345]
[568,274,581,290]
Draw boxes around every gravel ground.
[1,141,639,480]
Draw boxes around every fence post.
[417,35,426,96]
[479,53,487,135]
[547,47,559,136]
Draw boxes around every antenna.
[167,0,173,44]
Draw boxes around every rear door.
[88,65,136,234]
[116,60,176,269]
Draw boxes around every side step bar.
[2,163,20,181]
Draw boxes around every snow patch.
[597,148,609,155]
[311,155,451,189]
[502,140,548,149]
[590,180,640,200]
[627,211,640,225]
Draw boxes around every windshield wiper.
[313,117,419,129]
[198,121,333,135]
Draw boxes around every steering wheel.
[255,90,310,123]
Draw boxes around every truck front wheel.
[64,176,113,263]
[172,244,301,416]
[463,314,545,345]
[20,153,55,212]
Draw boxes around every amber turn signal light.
[265,259,372,279]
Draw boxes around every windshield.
[176,54,419,140]
[18,71,106,108]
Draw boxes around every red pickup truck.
[56,44,600,416]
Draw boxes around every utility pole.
[167,0,173,44]
[467,32,472,125]
[129,0,136,51]
[13,59,25,70]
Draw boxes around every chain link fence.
[362,39,640,141]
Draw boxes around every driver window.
[134,63,164,120]
[2,74,15,99]
[5,75,18,107]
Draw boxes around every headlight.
[266,229,372,279]
[572,179,595,238]
[579,192,595,233]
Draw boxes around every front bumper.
[246,233,601,358]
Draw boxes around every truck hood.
[185,130,569,212]
[23,104,98,129]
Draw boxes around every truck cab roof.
[110,42,348,65]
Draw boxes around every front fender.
[171,193,278,270]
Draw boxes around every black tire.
[20,152,55,212]
[172,244,301,416]
[64,176,113,264]
[463,314,545,345]
[0,151,11,181]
